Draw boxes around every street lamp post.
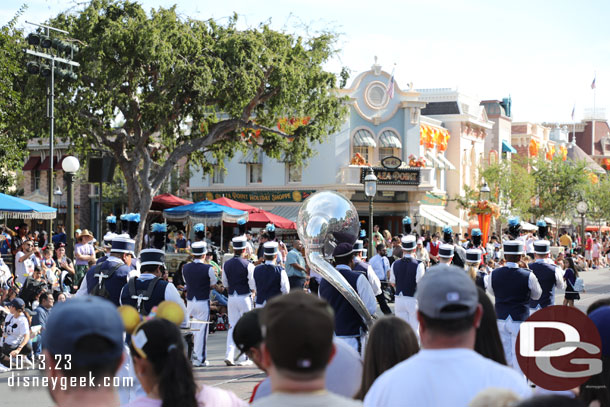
[364,167,378,253]
[480,181,491,201]
[53,186,63,241]
[577,201,588,251]
[62,156,80,259]
[23,21,79,244]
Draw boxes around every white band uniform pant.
[395,295,418,337]
[225,293,253,362]
[497,318,523,374]
[187,298,210,364]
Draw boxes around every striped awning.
[379,130,402,148]
[353,129,377,147]
[239,150,262,164]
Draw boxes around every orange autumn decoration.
[587,171,599,184]
[529,139,540,157]
[602,158,610,170]
[350,153,369,166]
[277,116,310,133]
[240,128,262,145]
[545,145,555,161]
[420,125,450,151]
[468,200,500,246]
[408,154,426,167]
[559,145,567,161]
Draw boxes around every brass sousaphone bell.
[297,190,375,327]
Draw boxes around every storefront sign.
[360,167,420,186]
[192,190,315,203]
[381,156,402,169]
[421,193,448,206]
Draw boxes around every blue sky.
[3,0,610,123]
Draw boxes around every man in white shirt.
[364,265,532,407]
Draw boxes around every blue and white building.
[189,61,469,236]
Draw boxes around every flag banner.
[571,105,575,120]
[591,77,596,89]
[386,73,395,99]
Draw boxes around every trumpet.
[297,190,375,328]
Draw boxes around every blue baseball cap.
[42,297,124,367]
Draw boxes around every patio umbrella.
[0,193,57,220]
[151,193,193,211]
[211,197,295,229]
[164,200,248,251]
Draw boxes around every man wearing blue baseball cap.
[42,296,125,406]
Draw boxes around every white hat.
[401,235,416,251]
[232,236,247,250]
[191,241,207,256]
[438,244,455,258]
[263,241,279,255]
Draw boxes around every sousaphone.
[297,190,375,328]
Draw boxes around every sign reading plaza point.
[516,305,602,391]
[360,167,420,186]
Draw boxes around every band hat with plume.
[402,216,412,225]
[193,223,205,232]
[151,223,167,233]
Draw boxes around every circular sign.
[516,305,602,391]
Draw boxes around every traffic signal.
[27,33,40,46]
[26,61,40,75]
[51,38,79,56]
[57,67,77,81]
[39,63,51,77]
[40,36,52,49]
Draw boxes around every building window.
[352,128,376,165]
[287,164,302,183]
[379,147,392,161]
[32,170,41,191]
[248,163,263,184]
[212,165,225,184]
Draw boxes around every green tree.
[0,6,29,192]
[529,156,589,228]
[16,0,347,249]
[583,174,610,229]
[480,155,536,221]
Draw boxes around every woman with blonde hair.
[465,249,483,281]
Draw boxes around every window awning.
[353,129,377,147]
[269,205,300,222]
[502,139,517,154]
[425,152,445,169]
[438,154,456,170]
[239,150,262,164]
[379,130,402,148]
[22,156,41,171]
[39,156,59,171]
[419,205,468,227]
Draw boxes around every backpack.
[573,277,585,292]
[90,263,123,300]
[127,276,161,315]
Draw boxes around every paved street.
[0,267,608,406]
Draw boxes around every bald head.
[293,240,303,251]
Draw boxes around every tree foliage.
[15,0,347,249]
[583,174,610,227]
[0,5,29,192]
[529,156,589,224]
[479,155,536,221]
